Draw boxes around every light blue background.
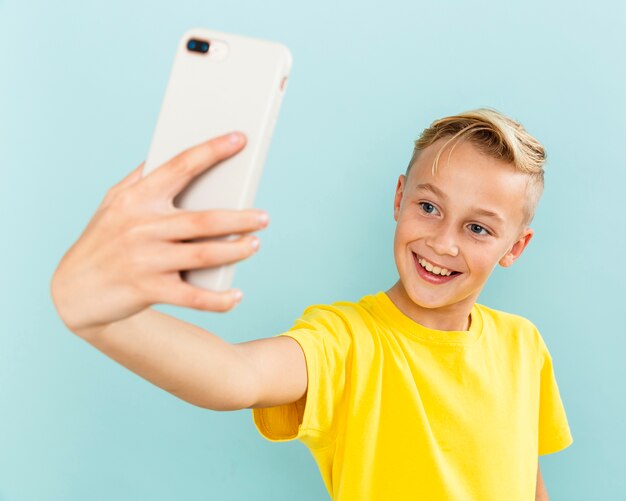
[1,0,624,499]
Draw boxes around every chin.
[399,276,450,309]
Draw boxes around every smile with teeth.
[416,256,460,277]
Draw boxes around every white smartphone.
[142,28,292,292]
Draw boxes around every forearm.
[74,308,256,411]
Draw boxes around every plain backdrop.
[1,0,624,499]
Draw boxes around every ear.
[499,227,534,267]
[394,174,406,222]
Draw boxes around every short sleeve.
[537,337,574,455]
[252,304,352,450]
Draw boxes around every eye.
[469,223,490,236]
[419,202,439,215]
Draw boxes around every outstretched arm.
[73,307,307,411]
[51,132,307,411]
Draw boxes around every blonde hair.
[406,107,546,227]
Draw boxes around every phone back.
[142,28,292,291]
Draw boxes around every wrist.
[50,273,107,338]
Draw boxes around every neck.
[385,280,476,332]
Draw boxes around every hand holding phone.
[50,133,268,338]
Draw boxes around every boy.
[50,108,573,500]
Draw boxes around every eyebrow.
[415,183,506,225]
[416,183,448,200]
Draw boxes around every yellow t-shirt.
[252,291,573,500]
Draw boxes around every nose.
[425,223,460,257]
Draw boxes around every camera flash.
[208,40,229,61]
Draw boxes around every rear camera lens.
[187,38,210,53]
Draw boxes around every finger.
[147,209,269,241]
[157,234,260,272]
[141,132,247,200]
[157,280,243,312]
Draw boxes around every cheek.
[395,214,423,240]
[393,220,416,259]
[392,224,405,255]
[470,248,503,274]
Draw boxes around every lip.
[412,252,462,285]
[413,253,461,274]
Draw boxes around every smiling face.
[388,137,535,330]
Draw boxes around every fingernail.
[233,289,243,302]
[257,212,269,226]
[229,132,242,144]
[250,236,260,250]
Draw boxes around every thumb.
[115,162,145,191]
[99,162,145,209]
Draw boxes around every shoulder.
[286,294,385,354]
[295,294,377,331]
[476,303,545,353]
[476,303,536,328]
